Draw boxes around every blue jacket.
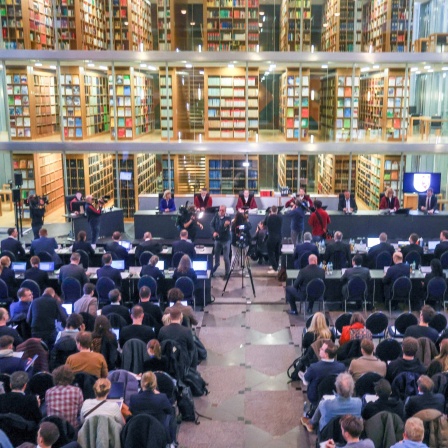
[159,198,176,213]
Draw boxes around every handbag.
[314,209,332,239]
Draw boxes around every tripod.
[13,187,23,240]
[222,245,256,298]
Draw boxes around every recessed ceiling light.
[181,9,186,14]
[372,65,379,69]
[186,63,192,68]
[199,70,204,74]
[228,64,234,68]
[140,63,147,67]
[49,65,57,69]
[442,66,448,71]
[416,71,421,74]
[410,67,418,72]
[99,66,108,70]
[424,65,431,70]
[322,65,328,69]
[35,62,42,67]
[259,11,264,15]
[190,21,195,25]
[361,67,370,72]
[87,63,95,67]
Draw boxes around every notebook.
[192,260,207,275]
[111,260,125,271]
[39,262,55,272]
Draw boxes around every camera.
[26,195,49,207]
[236,223,250,249]
[93,195,110,205]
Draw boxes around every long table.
[69,208,125,240]
[134,210,448,240]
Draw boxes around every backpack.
[287,347,318,382]
[160,339,188,382]
[193,333,207,363]
[177,382,199,424]
[184,367,209,397]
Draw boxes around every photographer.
[231,212,252,260]
[177,205,203,242]
[85,195,104,244]
[29,195,46,240]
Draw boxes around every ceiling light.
[228,64,234,68]
[140,63,147,68]
[35,62,42,67]
[334,12,340,16]
[427,69,433,73]
[416,71,421,74]
[147,65,157,71]
[442,67,448,71]
[124,21,128,25]
[87,63,95,67]
[372,65,379,69]
[99,66,108,70]
[242,162,250,167]
[49,65,57,70]
[322,65,328,69]
[410,67,418,72]
[259,22,263,27]
[181,9,186,14]
[186,63,192,68]
[190,21,195,25]
[199,70,204,75]
[259,11,264,15]
[424,65,431,70]
[361,67,370,72]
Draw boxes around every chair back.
[0,373,11,393]
[37,251,53,262]
[430,115,442,130]
[366,312,389,337]
[375,338,402,362]
[139,251,153,267]
[106,312,128,330]
[137,275,158,298]
[317,374,338,403]
[405,251,421,267]
[392,276,412,299]
[298,251,312,269]
[20,279,41,299]
[355,372,383,397]
[334,312,352,337]
[175,276,195,299]
[329,250,348,269]
[61,277,82,304]
[427,277,447,302]
[0,278,9,299]
[76,249,90,270]
[394,312,418,335]
[73,372,98,400]
[347,276,367,300]
[375,251,392,269]
[41,415,77,448]
[306,278,326,301]
[305,314,330,329]
[429,312,447,334]
[121,414,167,448]
[440,251,448,269]
[0,250,15,262]
[318,416,345,445]
[121,338,150,374]
[172,251,185,268]
[26,372,54,401]
[96,277,115,304]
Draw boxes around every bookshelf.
[280,69,310,141]
[162,157,174,191]
[321,0,362,52]
[108,0,152,51]
[280,0,311,51]
[359,69,408,141]
[157,0,174,50]
[161,155,207,195]
[204,67,259,141]
[317,155,356,194]
[84,70,110,136]
[356,155,402,208]
[428,33,448,52]
[206,156,259,194]
[362,0,412,52]
[110,69,155,140]
[159,71,176,140]
[277,154,309,192]
[12,154,36,204]
[204,0,259,52]
[319,69,360,142]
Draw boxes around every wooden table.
[409,116,448,139]
[0,189,13,211]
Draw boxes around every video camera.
[25,195,49,207]
[236,223,250,249]
[93,195,110,205]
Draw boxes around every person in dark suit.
[401,233,424,261]
[58,252,89,287]
[0,370,41,422]
[0,256,18,298]
[119,305,155,347]
[97,253,122,289]
[72,230,95,258]
[236,189,257,212]
[404,375,445,418]
[101,289,131,324]
[293,232,319,269]
[135,232,162,263]
[172,230,196,260]
[361,379,405,421]
[423,258,447,292]
[418,188,438,214]
[138,286,163,332]
[24,255,50,292]
[172,254,197,286]
[141,255,165,284]
[434,230,448,259]
[266,205,283,273]
[324,231,351,269]
[285,254,325,315]
[379,187,400,211]
[366,232,395,269]
[382,251,411,303]
[0,227,25,260]
[29,228,62,267]
[340,254,371,299]
[338,190,358,213]
[0,310,23,347]
[105,231,129,266]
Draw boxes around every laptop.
[39,262,55,273]
[111,260,125,271]
[62,303,73,315]
[428,241,438,251]
[384,266,391,273]
[367,238,380,249]
[420,266,431,274]
[192,260,208,275]
[108,382,125,399]
[129,266,141,275]
[86,267,99,275]
[11,262,26,273]
[111,328,120,340]
[156,260,165,270]
[398,241,409,248]
[118,241,132,251]
[169,301,188,307]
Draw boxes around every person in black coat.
[323,231,351,269]
[404,375,445,418]
[119,305,155,348]
[100,289,131,324]
[434,230,448,259]
[366,233,395,269]
[293,232,319,269]
[105,231,129,266]
[0,256,18,298]
[340,254,371,299]
[0,227,25,260]
[285,254,325,315]
[172,230,196,260]
[138,286,163,333]
[382,251,411,302]
[91,315,119,371]
[135,232,162,263]
[24,255,50,292]
[423,258,447,292]
[142,339,169,373]
[172,254,197,286]
[58,252,89,287]
[265,205,283,273]
[141,255,165,284]
[97,253,122,289]
[0,311,23,347]
[29,228,62,267]
[72,231,95,258]
[401,233,424,262]
[338,190,358,213]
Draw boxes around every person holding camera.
[266,205,283,274]
[29,195,46,240]
[231,212,252,264]
[178,205,203,242]
[85,195,104,244]
[211,205,231,277]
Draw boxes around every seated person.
[56,312,84,342]
[73,283,98,316]
[24,255,49,292]
[379,188,400,211]
[404,305,439,343]
[349,338,386,381]
[194,188,212,211]
[141,255,165,284]
[236,189,257,212]
[427,339,448,377]
[0,370,41,423]
[390,417,426,448]
[135,232,162,261]
[159,190,176,213]
[340,254,371,299]
[366,232,395,269]
[105,231,129,267]
[401,233,424,261]
[142,339,169,373]
[293,231,319,269]
[362,378,405,421]
[10,287,33,320]
[302,312,334,352]
[97,253,122,289]
[0,255,18,298]
[164,287,198,327]
[404,375,445,419]
[338,190,358,213]
[138,286,163,333]
[285,188,313,209]
[172,230,196,260]
[69,191,83,213]
[0,335,26,373]
[101,289,131,324]
[29,228,62,267]
[58,252,89,287]
[0,308,23,347]
[434,230,448,259]
[422,258,446,293]
[418,188,438,214]
[340,313,372,346]
[323,231,351,269]
[382,251,410,305]
[1,227,25,260]
[321,415,374,448]
[72,230,95,258]
[119,305,156,348]
[386,337,426,383]
[173,254,197,286]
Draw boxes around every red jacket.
[308,209,330,237]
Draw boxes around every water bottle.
[329,262,333,275]
[419,237,423,247]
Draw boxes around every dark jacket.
[266,214,283,240]
[340,266,371,285]
[0,391,41,423]
[135,240,162,262]
[58,263,88,286]
[364,411,404,448]
[0,326,23,347]
[140,265,165,283]
[401,243,424,261]
[101,304,131,324]
[172,268,197,286]
[434,240,448,259]
[293,264,325,300]
[0,267,17,293]
[386,357,426,383]
[140,301,164,328]
[210,213,231,242]
[338,196,358,212]
[366,242,395,268]
[404,325,439,344]
[383,263,411,286]
[293,242,319,269]
[0,351,26,373]
[362,396,405,421]
[158,323,195,368]
[285,207,305,232]
[24,267,49,292]
[324,241,351,268]
[105,241,129,265]
[97,265,122,288]
[119,324,156,348]
[405,392,445,418]
[418,194,438,212]
[30,236,62,265]
[72,241,95,258]
[129,390,172,427]
[27,294,66,335]
[1,237,25,260]
[172,240,196,261]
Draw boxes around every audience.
[172,229,196,260]
[427,338,448,377]
[172,254,197,285]
[0,255,18,297]
[0,227,25,260]
[29,228,62,267]
[323,414,374,448]
[73,283,98,316]
[135,231,162,261]
[58,252,89,286]
[404,375,445,418]
[386,337,426,383]
[18,421,60,448]
[105,231,129,266]
[138,286,163,332]
[340,313,372,345]
[390,417,428,448]
[119,305,156,348]
[142,339,169,373]
[0,335,26,373]
[97,253,122,289]
[349,339,386,381]
[302,312,334,352]
[72,230,95,258]
[56,313,84,341]
[100,289,131,324]
[0,308,23,347]
[164,287,198,326]
[9,287,33,320]
[91,315,119,372]
[403,305,439,343]
[422,258,446,293]
[141,254,165,283]
[24,255,49,292]
[361,379,405,421]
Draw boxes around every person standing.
[285,200,305,246]
[85,195,103,244]
[177,206,203,242]
[29,195,46,240]
[308,200,331,242]
[266,206,283,274]
[210,205,231,277]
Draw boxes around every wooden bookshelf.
[280,69,310,141]
[356,155,402,208]
[204,0,259,52]
[359,69,408,141]
[206,155,258,194]
[110,69,155,140]
[157,0,174,50]
[12,154,36,204]
[60,68,83,140]
[321,0,362,52]
[280,0,311,51]
[162,157,174,191]
[204,67,259,141]
[161,155,206,195]
[84,70,110,136]
[277,154,309,192]
[319,69,360,142]
[362,0,412,52]
[159,71,176,140]
[428,33,448,52]
[108,0,152,51]
[317,154,356,194]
